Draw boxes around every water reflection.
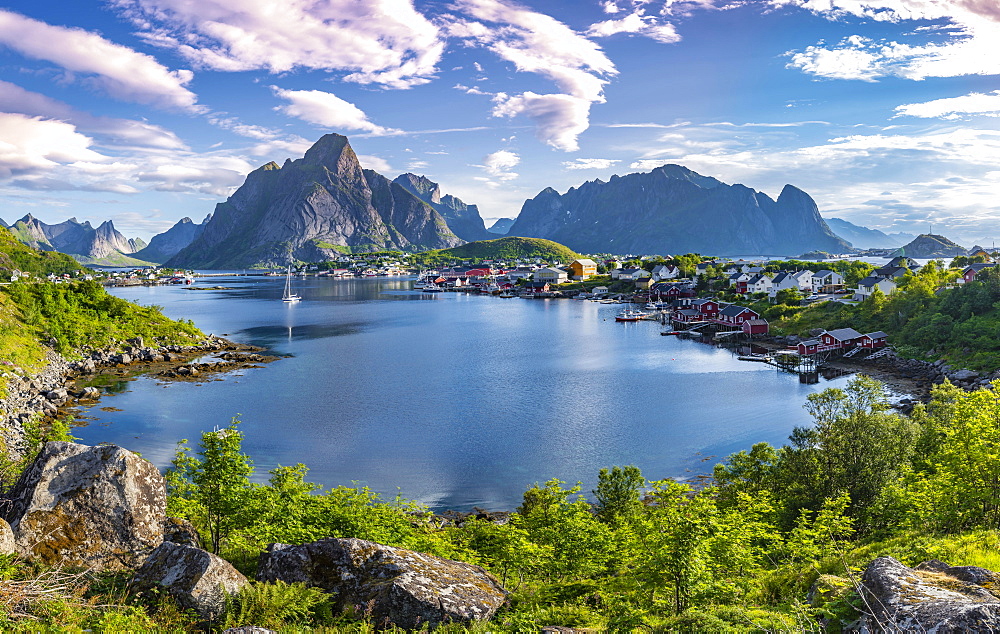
[74,276,852,511]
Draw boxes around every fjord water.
[74,276,847,511]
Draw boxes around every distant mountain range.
[506,164,850,256]
[823,218,914,250]
[133,215,211,264]
[5,214,148,265]
[488,218,516,235]
[167,134,467,268]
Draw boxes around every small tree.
[166,418,256,553]
[594,465,645,525]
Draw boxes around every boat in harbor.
[615,308,649,322]
[422,284,443,293]
[282,266,301,303]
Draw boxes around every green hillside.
[413,236,581,265]
[0,226,83,277]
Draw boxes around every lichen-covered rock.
[855,556,1000,632]
[256,537,507,629]
[1,441,165,570]
[163,517,203,549]
[0,519,16,555]
[133,542,248,619]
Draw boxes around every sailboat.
[282,265,301,303]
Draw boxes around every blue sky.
[0,0,998,246]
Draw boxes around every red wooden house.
[742,319,769,335]
[716,304,760,326]
[858,331,888,348]
[819,328,863,350]
[962,263,996,283]
[797,339,821,355]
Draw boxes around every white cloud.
[492,92,592,151]
[0,80,186,150]
[896,90,1000,119]
[207,115,283,141]
[563,158,620,169]
[777,1,1000,81]
[271,87,399,136]
[482,149,520,180]
[630,159,668,170]
[0,9,198,111]
[446,0,617,151]
[407,160,430,170]
[356,154,393,173]
[0,114,107,179]
[111,0,443,89]
[587,9,681,43]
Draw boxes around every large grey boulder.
[0,519,16,555]
[257,537,507,629]
[855,556,1000,632]
[1,441,165,570]
[133,542,248,619]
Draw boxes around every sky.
[0,0,998,246]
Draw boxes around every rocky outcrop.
[257,537,507,628]
[133,215,210,264]
[856,556,1000,632]
[507,164,850,256]
[133,542,248,619]
[1,441,165,570]
[167,134,463,269]
[393,173,492,242]
[894,233,966,258]
[0,519,16,555]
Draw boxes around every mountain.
[506,164,850,256]
[133,215,211,264]
[488,218,516,235]
[824,218,914,249]
[393,174,492,242]
[167,134,463,269]
[894,234,966,258]
[7,215,148,264]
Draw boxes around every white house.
[651,264,680,281]
[854,276,897,301]
[769,271,799,297]
[790,270,814,291]
[747,273,773,295]
[812,270,845,293]
[534,267,569,284]
[611,268,647,281]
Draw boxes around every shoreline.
[0,336,277,460]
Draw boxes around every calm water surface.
[73,276,849,510]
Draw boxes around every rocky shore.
[0,336,277,460]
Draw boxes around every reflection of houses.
[569,259,598,280]
[854,276,897,301]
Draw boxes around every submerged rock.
[855,556,1000,632]
[1,441,165,570]
[256,537,507,629]
[133,542,248,619]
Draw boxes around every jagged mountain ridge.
[507,164,850,256]
[8,214,144,261]
[133,215,210,264]
[824,218,914,249]
[392,173,493,242]
[167,134,464,268]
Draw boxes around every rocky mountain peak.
[301,133,359,176]
[394,173,442,204]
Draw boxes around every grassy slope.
[414,236,581,265]
[0,226,82,276]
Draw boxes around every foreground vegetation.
[4,375,999,631]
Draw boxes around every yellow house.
[569,258,598,280]
[635,277,655,290]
